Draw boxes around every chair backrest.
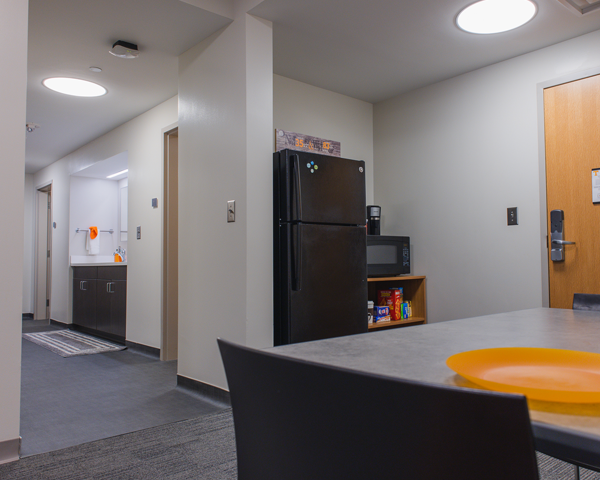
[573,293,600,311]
[218,338,539,480]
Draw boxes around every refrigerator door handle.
[291,154,302,221]
[292,223,302,291]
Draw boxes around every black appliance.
[366,205,381,235]
[273,149,368,346]
[367,235,410,277]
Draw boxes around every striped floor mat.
[23,330,126,357]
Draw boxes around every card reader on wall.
[550,209,575,262]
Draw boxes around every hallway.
[20,320,228,456]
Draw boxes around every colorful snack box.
[378,288,404,321]
[374,305,390,323]
[401,302,409,320]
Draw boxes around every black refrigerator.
[273,149,368,346]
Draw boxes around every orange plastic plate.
[446,347,600,403]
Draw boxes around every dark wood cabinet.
[72,266,127,342]
[96,279,126,337]
[73,278,97,329]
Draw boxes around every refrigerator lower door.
[282,223,367,345]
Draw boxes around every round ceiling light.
[42,77,107,97]
[456,0,537,34]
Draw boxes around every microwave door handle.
[292,224,302,291]
[291,154,302,221]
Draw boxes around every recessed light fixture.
[42,77,107,97]
[107,169,128,179]
[89,66,102,73]
[456,0,537,34]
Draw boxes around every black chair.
[568,293,600,479]
[573,293,600,311]
[218,338,539,480]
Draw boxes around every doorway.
[35,184,52,320]
[543,73,600,308]
[162,127,179,361]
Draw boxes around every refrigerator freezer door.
[279,223,367,345]
[278,150,366,226]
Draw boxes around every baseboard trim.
[22,313,33,320]
[177,375,231,407]
[126,341,160,358]
[0,437,20,465]
[70,324,125,345]
[50,319,68,328]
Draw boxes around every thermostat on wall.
[152,198,158,208]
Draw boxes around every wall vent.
[557,0,600,15]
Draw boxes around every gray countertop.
[71,263,127,267]
[269,307,600,466]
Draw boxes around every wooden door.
[35,191,48,319]
[162,128,178,360]
[544,74,600,308]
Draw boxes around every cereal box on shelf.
[377,288,404,321]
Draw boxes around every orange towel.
[86,226,100,255]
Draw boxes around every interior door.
[544,73,600,308]
[35,191,48,320]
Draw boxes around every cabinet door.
[110,280,126,337]
[96,280,112,334]
[96,280,126,337]
[73,278,96,329]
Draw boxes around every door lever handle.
[551,239,575,245]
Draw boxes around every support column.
[178,7,273,390]
[0,0,27,464]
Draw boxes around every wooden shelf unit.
[368,276,426,331]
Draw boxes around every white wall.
[373,29,600,324]
[23,174,35,314]
[274,75,375,205]
[32,96,178,349]
[118,178,129,252]
[0,0,27,463]
[178,11,272,390]
[69,177,119,257]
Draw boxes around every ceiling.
[71,151,129,181]
[25,0,600,174]
[251,0,600,103]
[25,0,231,174]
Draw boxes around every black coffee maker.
[366,205,381,235]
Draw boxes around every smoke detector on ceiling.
[109,40,139,59]
[557,0,600,15]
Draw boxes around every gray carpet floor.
[0,409,236,480]
[1,407,600,479]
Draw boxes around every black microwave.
[366,235,410,276]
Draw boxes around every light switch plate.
[137,226,141,239]
[507,207,518,226]
[227,200,235,223]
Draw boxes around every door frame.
[536,66,600,307]
[161,123,179,361]
[34,181,53,320]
